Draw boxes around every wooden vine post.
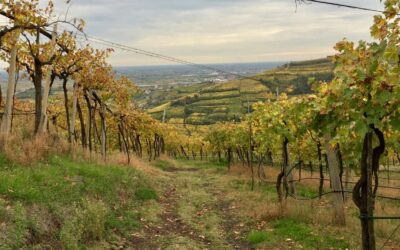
[0,29,19,135]
[324,133,346,226]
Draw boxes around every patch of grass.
[135,187,158,201]
[246,231,269,244]
[0,154,11,168]
[153,160,172,171]
[296,185,319,198]
[253,219,349,249]
[260,184,278,194]
[106,209,140,236]
[0,154,158,248]
[176,158,228,170]
[230,179,247,190]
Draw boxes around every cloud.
[21,0,392,66]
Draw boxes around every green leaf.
[389,118,400,130]
[355,121,369,137]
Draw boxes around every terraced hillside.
[144,58,333,125]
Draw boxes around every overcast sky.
[50,0,386,66]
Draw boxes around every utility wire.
[300,0,384,14]
[75,33,264,83]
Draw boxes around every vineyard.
[145,58,333,125]
[0,0,400,249]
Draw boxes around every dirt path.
[131,163,253,249]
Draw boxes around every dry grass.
[108,152,168,177]
[216,162,400,248]
[0,132,70,166]
[63,148,171,180]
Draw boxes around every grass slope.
[0,154,158,249]
[145,58,333,125]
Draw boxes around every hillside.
[143,58,333,125]
[3,152,397,249]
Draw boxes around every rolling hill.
[143,58,334,125]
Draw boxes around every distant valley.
[0,59,333,126]
[139,58,334,125]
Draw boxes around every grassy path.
[133,160,252,249]
[131,158,399,249]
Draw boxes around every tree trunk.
[147,138,152,161]
[118,121,130,164]
[317,141,324,198]
[249,122,255,191]
[267,150,273,166]
[337,144,345,199]
[276,170,285,203]
[181,145,189,160]
[345,166,351,200]
[83,91,93,151]
[70,83,78,143]
[33,30,43,132]
[62,78,72,142]
[135,134,142,158]
[353,128,385,250]
[298,160,303,182]
[277,137,295,200]
[324,133,346,226]
[37,25,57,134]
[99,103,107,159]
[0,42,17,135]
[353,132,375,250]
[227,148,232,171]
[257,155,266,181]
[160,137,165,154]
[283,137,295,196]
[77,100,87,148]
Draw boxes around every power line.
[300,0,384,14]
[74,33,264,83]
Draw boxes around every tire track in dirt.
[204,183,254,250]
[130,184,212,249]
[131,165,253,249]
